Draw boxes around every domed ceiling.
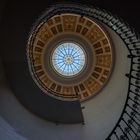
[27,13,114,101]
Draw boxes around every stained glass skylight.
[52,42,86,77]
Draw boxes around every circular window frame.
[51,41,87,78]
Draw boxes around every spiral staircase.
[0,1,140,140]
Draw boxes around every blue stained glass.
[52,42,85,76]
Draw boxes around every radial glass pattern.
[52,42,86,76]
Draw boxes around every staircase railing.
[46,3,140,140]
[1,2,140,139]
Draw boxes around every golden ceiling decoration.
[27,13,114,101]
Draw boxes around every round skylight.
[52,42,86,77]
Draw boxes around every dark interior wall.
[0,0,7,22]
[0,0,140,38]
[1,0,140,32]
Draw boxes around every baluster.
[133,112,140,122]
[125,111,140,130]
[130,91,140,97]
[114,131,120,140]
[122,118,138,137]
[118,125,130,139]
[127,104,140,116]
[124,127,134,139]
[128,98,140,106]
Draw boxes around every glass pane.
[52,42,85,76]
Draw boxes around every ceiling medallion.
[27,13,114,101]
